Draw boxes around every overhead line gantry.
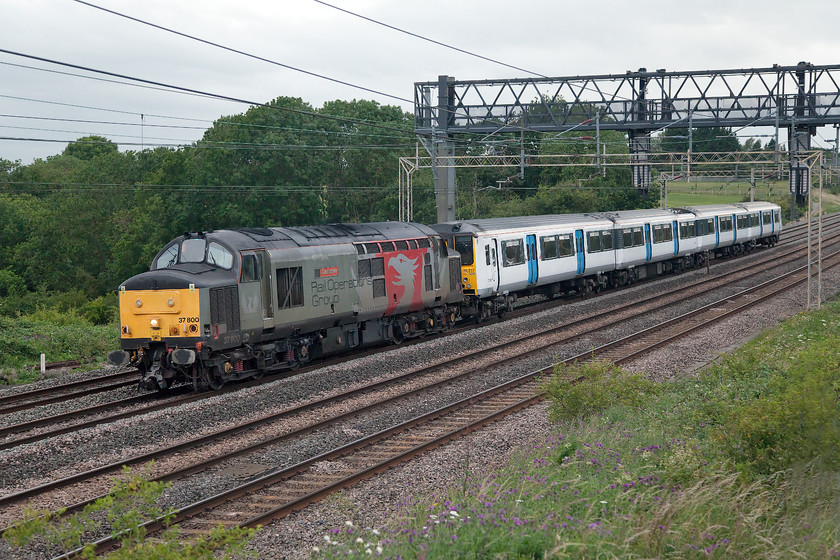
[413,62,840,222]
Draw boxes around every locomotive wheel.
[392,324,405,344]
[202,366,225,390]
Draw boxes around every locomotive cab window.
[501,239,524,267]
[454,235,474,266]
[207,243,233,269]
[180,238,206,263]
[154,243,179,269]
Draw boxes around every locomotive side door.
[574,229,585,274]
[240,249,274,332]
[258,250,274,330]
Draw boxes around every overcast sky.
[3,0,840,164]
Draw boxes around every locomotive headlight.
[135,299,143,308]
[167,298,174,307]
[150,318,160,328]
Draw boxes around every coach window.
[502,239,524,266]
[762,211,771,225]
[719,216,732,232]
[632,227,643,246]
[541,236,558,260]
[454,235,474,266]
[587,231,601,253]
[558,234,573,257]
[679,222,695,239]
[652,224,672,244]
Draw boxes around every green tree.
[658,126,740,153]
[62,135,119,161]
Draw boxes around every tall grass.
[315,302,840,559]
[0,311,118,384]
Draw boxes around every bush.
[0,268,26,297]
[542,359,660,422]
[715,336,840,476]
[80,293,118,325]
[3,464,256,559]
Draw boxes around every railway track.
[0,214,833,449]
[59,235,840,559]
[1,220,835,534]
[0,370,138,415]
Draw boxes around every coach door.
[526,234,538,285]
[484,240,499,291]
[714,216,720,247]
[644,224,652,262]
[574,229,585,274]
[672,220,680,255]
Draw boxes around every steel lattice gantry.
[414,62,840,220]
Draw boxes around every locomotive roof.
[204,221,439,251]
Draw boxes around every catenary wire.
[312,0,548,78]
[72,0,414,105]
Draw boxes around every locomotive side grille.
[449,257,462,293]
[210,285,241,331]
[424,264,433,291]
[372,278,386,298]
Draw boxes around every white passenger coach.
[432,202,782,321]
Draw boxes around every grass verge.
[0,310,118,385]
[314,301,840,559]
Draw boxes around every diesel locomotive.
[110,202,781,390]
[109,222,462,390]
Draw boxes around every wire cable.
[0,48,424,139]
[312,0,548,78]
[73,0,414,104]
